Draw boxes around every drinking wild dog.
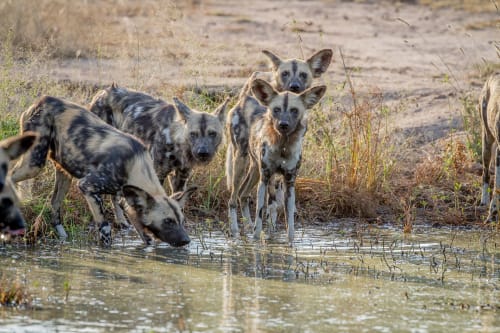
[0,132,37,237]
[10,96,194,247]
[479,72,500,222]
[227,48,332,238]
[227,79,326,242]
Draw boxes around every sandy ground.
[42,1,498,152]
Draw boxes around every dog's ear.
[122,185,156,215]
[173,97,192,122]
[170,186,197,209]
[251,79,278,106]
[0,132,37,160]
[307,49,333,78]
[262,50,283,71]
[300,85,327,109]
[214,97,230,125]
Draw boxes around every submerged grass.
[0,276,32,308]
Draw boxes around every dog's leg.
[77,175,113,246]
[481,130,494,206]
[284,171,297,243]
[267,178,284,232]
[252,175,268,240]
[487,147,500,222]
[169,167,191,193]
[227,150,250,237]
[50,169,71,239]
[112,196,131,229]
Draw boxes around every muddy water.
[0,224,498,333]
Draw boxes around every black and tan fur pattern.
[10,96,194,247]
[226,49,332,238]
[479,72,500,222]
[90,85,228,192]
[228,79,326,242]
[0,133,37,237]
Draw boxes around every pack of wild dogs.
[0,47,498,246]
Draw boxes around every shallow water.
[0,223,498,333]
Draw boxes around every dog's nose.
[279,122,289,131]
[196,147,210,160]
[289,84,301,93]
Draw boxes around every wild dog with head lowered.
[11,96,194,247]
[227,49,332,237]
[479,72,500,223]
[227,79,326,242]
[0,132,37,237]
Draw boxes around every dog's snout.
[289,84,301,93]
[279,122,289,131]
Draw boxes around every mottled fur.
[228,79,326,242]
[226,49,332,239]
[0,133,37,237]
[90,84,228,192]
[479,72,500,222]
[11,96,193,247]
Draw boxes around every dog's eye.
[208,130,217,138]
[281,71,289,79]
[290,108,299,115]
[273,107,281,114]
[163,218,176,226]
[1,163,7,174]
[190,132,198,139]
[299,72,308,80]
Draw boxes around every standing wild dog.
[227,49,332,237]
[479,72,500,222]
[11,96,195,247]
[0,132,37,237]
[89,84,228,227]
[90,84,229,192]
[228,79,326,242]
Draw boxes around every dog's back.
[17,96,153,192]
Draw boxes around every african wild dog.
[10,96,195,247]
[227,49,332,237]
[0,132,37,237]
[238,48,333,98]
[479,72,500,222]
[89,85,228,226]
[227,79,326,242]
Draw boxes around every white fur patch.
[162,128,172,144]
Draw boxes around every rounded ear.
[262,50,283,70]
[300,85,327,109]
[122,185,155,214]
[307,49,333,78]
[215,97,230,125]
[170,186,197,209]
[0,132,38,160]
[251,79,278,106]
[173,97,192,122]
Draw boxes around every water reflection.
[0,224,498,332]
